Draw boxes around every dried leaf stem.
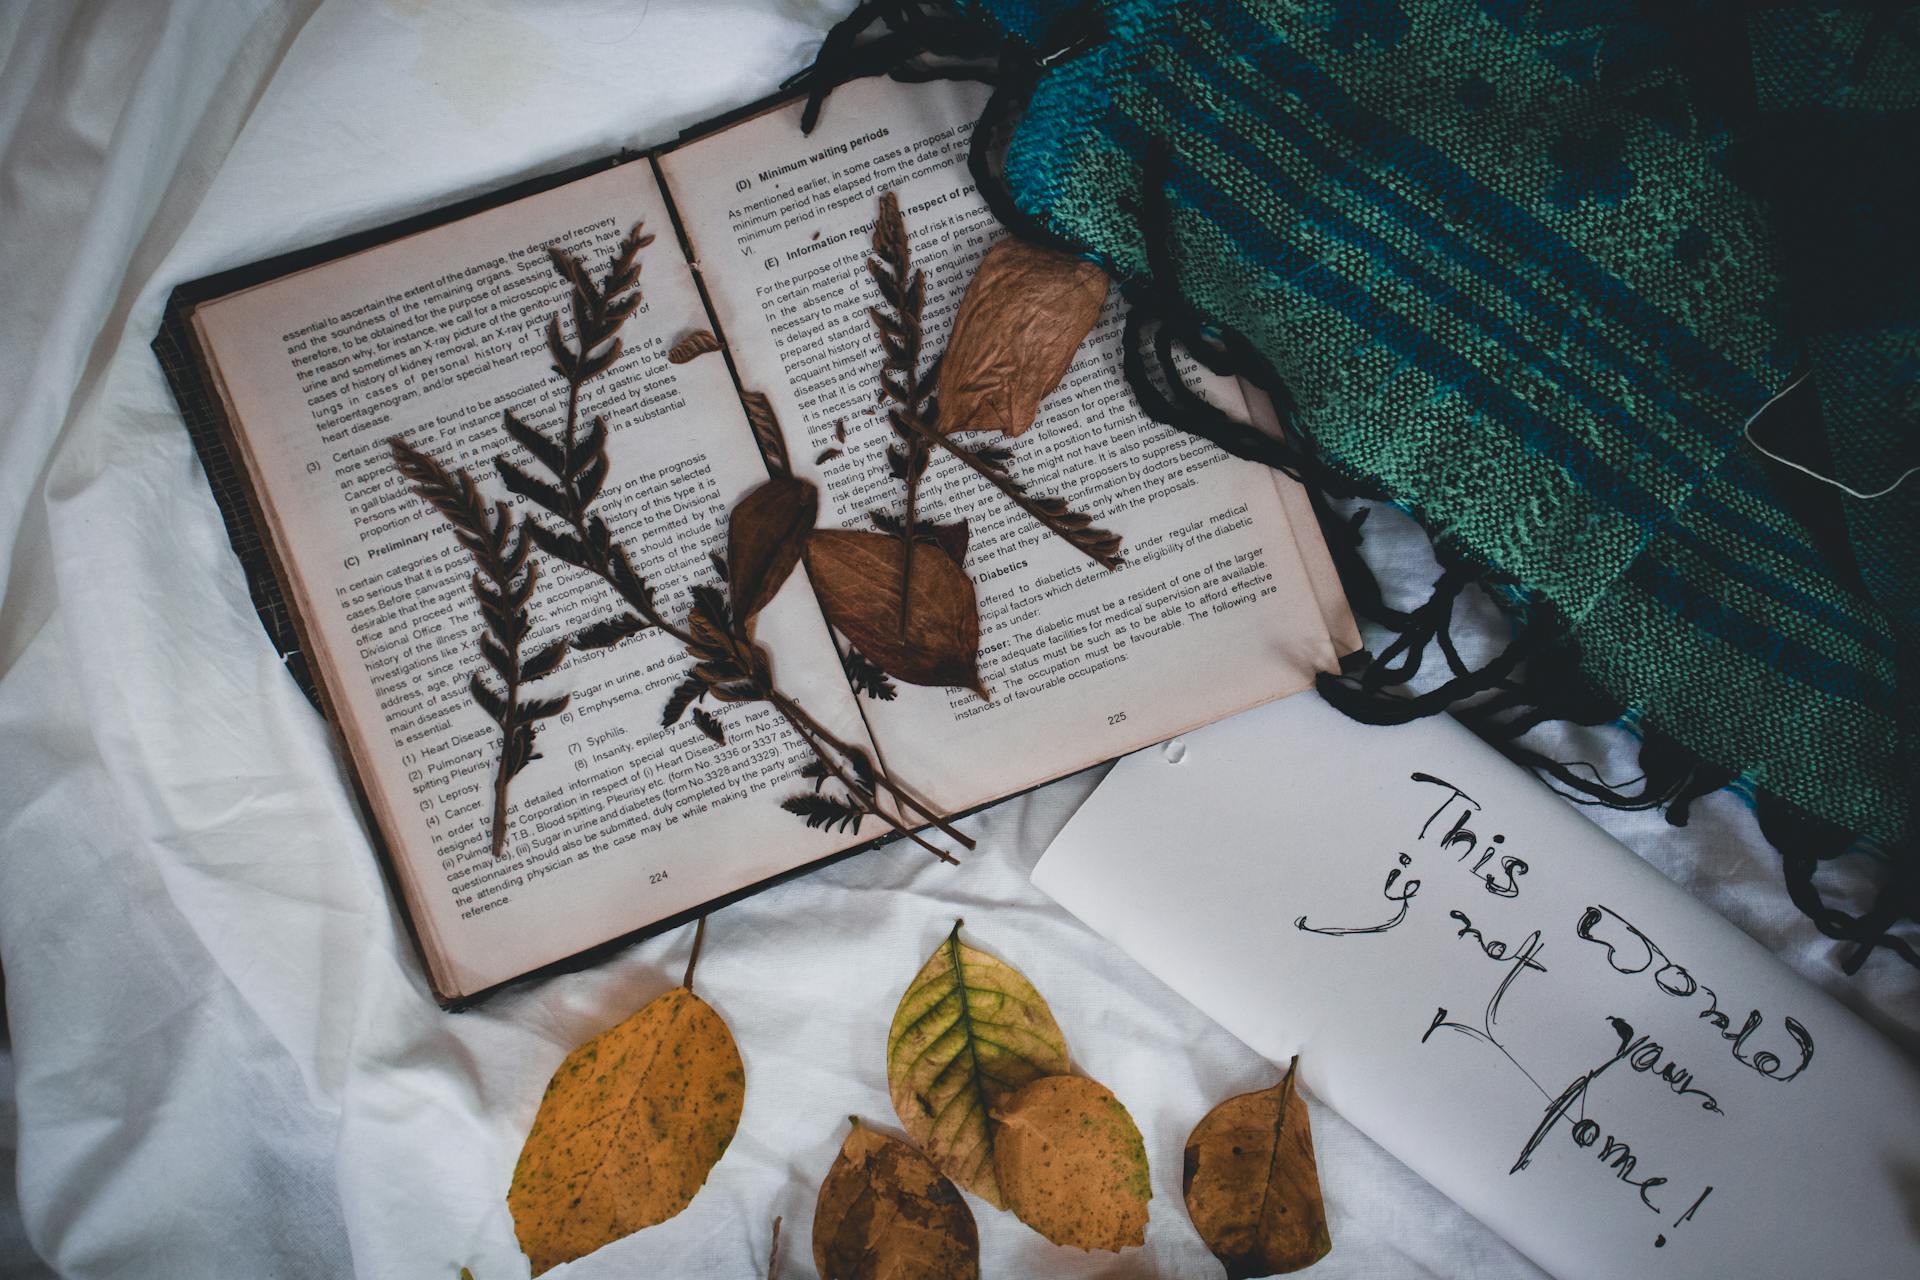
[924,428,1123,568]
[390,439,570,857]
[866,192,937,635]
[682,914,708,991]
[769,690,960,864]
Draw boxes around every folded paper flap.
[1033,694,1920,1280]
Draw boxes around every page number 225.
[1107,711,1127,726]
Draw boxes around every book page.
[1036,693,1920,1279]
[658,77,1342,814]
[194,161,879,999]
[1243,385,1364,656]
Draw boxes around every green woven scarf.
[798,0,1917,968]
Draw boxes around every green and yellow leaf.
[992,1075,1150,1251]
[886,922,1070,1207]
[507,987,744,1274]
[1182,1058,1332,1277]
[812,1118,980,1280]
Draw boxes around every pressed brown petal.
[727,476,819,623]
[937,239,1109,438]
[667,329,721,363]
[805,529,985,696]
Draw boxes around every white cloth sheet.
[0,3,1912,1277]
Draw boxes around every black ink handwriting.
[1412,773,1529,897]
[1511,1016,1677,1213]
[1578,905,1814,1083]
[1296,852,1420,936]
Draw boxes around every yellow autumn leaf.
[886,921,1070,1207]
[1183,1058,1332,1277]
[507,986,744,1274]
[992,1075,1151,1251]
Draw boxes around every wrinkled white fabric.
[0,3,1912,1277]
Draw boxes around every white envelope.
[1033,692,1920,1279]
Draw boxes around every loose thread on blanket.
[783,1,1919,972]
[1757,795,1920,973]
[786,2,1006,134]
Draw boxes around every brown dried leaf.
[928,520,969,566]
[812,1119,981,1280]
[667,329,722,363]
[993,1075,1150,1251]
[937,239,1109,437]
[727,476,819,623]
[507,987,745,1274]
[806,530,985,696]
[1182,1058,1331,1278]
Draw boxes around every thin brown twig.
[682,914,708,991]
[769,695,961,863]
[917,420,1122,568]
[768,690,972,852]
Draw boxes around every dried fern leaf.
[667,329,721,364]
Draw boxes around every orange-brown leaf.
[805,529,984,696]
[727,476,819,623]
[1182,1058,1331,1278]
[937,239,1108,437]
[813,1119,980,1280]
[507,987,745,1274]
[992,1075,1150,1251]
[667,329,722,363]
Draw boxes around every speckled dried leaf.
[937,239,1109,437]
[507,987,745,1274]
[992,1075,1150,1252]
[806,529,985,696]
[1183,1058,1331,1277]
[812,1118,981,1280]
[886,922,1070,1207]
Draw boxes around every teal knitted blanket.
[795,1,1916,968]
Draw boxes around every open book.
[158,76,1356,1004]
